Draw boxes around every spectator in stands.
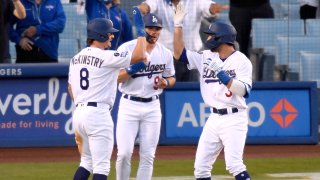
[0,0,26,63]
[138,0,228,82]
[85,0,133,50]
[9,0,66,63]
[299,0,319,19]
[229,0,274,57]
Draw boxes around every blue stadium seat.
[251,19,304,54]
[58,38,80,63]
[9,42,16,62]
[79,20,88,49]
[280,3,300,19]
[299,51,320,87]
[270,0,299,19]
[61,4,86,39]
[214,12,230,24]
[275,36,320,73]
[306,19,320,36]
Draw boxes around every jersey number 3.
[80,68,89,90]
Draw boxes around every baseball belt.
[123,94,159,103]
[212,107,238,115]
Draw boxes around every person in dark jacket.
[0,0,26,63]
[10,0,66,63]
[85,0,133,50]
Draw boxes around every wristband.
[165,78,170,87]
[217,70,231,86]
[125,62,146,76]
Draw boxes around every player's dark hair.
[87,39,94,46]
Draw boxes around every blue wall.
[0,64,318,147]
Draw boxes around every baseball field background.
[1,145,320,180]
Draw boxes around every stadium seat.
[299,51,320,87]
[306,19,320,36]
[270,0,299,19]
[61,4,86,39]
[275,35,320,73]
[58,38,80,63]
[9,42,16,62]
[280,3,300,19]
[251,19,304,54]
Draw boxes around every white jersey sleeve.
[198,0,215,18]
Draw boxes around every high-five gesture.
[174,2,187,27]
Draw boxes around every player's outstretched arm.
[173,2,186,60]
[130,6,147,65]
[117,61,147,83]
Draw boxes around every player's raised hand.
[133,6,146,37]
[203,58,213,70]
[174,2,187,27]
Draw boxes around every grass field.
[1,157,320,180]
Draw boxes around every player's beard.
[146,32,158,44]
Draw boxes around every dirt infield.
[0,145,320,163]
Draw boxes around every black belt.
[123,94,159,103]
[76,102,97,107]
[212,107,238,115]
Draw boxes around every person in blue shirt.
[85,0,133,50]
[9,0,66,63]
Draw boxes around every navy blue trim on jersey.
[220,50,236,62]
[243,82,252,98]
[179,48,189,64]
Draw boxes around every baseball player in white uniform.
[138,0,228,82]
[115,13,176,180]
[173,4,252,180]
[68,7,147,180]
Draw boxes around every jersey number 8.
[80,68,89,90]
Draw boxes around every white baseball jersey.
[146,0,214,51]
[186,49,252,109]
[118,39,175,97]
[68,47,131,107]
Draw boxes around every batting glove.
[203,58,213,70]
[132,6,146,37]
[174,2,187,27]
[208,58,223,74]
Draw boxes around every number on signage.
[80,68,89,90]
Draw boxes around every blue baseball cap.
[143,13,163,28]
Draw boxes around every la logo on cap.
[152,16,158,23]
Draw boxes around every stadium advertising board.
[0,65,318,147]
[161,82,318,144]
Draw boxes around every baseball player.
[173,4,252,180]
[115,13,176,180]
[68,7,146,180]
[138,0,228,82]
